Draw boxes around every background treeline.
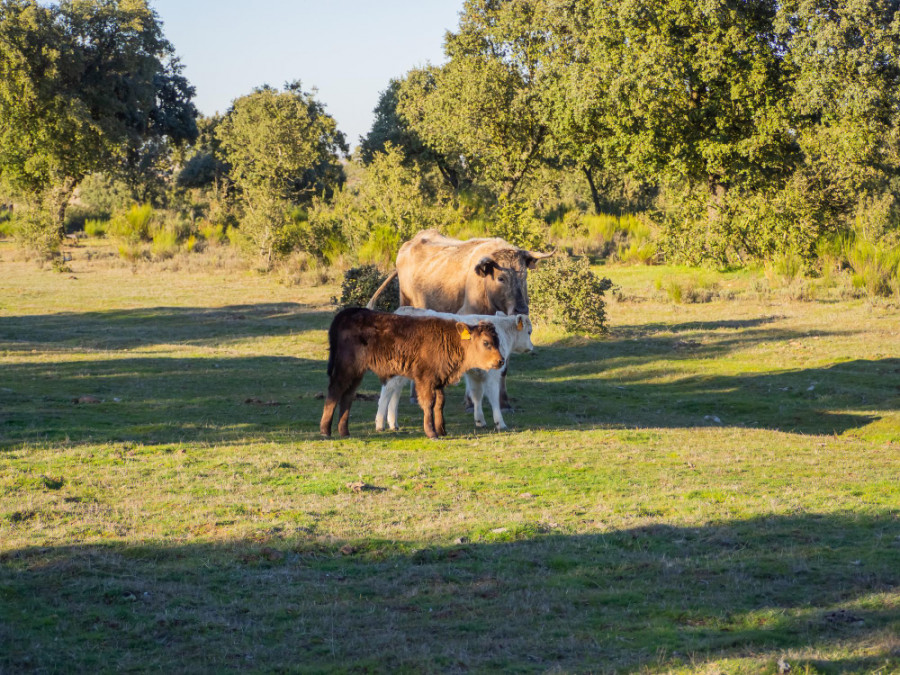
[2,0,899,296]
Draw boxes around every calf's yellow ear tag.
[460,328,471,340]
[517,316,524,331]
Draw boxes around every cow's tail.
[326,310,342,377]
[366,269,399,310]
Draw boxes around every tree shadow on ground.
[0,303,334,351]
[0,355,328,448]
[2,306,896,445]
[2,512,898,672]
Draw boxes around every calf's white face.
[510,315,534,354]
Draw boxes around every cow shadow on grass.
[0,303,334,352]
[2,511,898,672]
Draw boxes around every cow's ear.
[456,322,472,340]
[475,256,496,277]
[517,315,524,331]
[523,249,554,269]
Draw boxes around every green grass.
[1,241,899,673]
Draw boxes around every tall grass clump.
[110,204,154,241]
[83,219,108,238]
[0,209,16,238]
[529,255,613,335]
[357,225,401,269]
[845,237,900,298]
[550,211,657,262]
[150,227,179,260]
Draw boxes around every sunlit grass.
[1,241,898,672]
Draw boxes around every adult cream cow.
[367,229,552,407]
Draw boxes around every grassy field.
[1,241,899,674]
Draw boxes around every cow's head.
[511,314,534,353]
[457,321,504,370]
[473,248,553,315]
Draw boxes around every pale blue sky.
[150,0,463,148]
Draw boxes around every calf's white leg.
[485,371,507,430]
[466,373,487,428]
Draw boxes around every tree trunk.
[582,165,603,215]
[45,177,78,239]
[502,126,547,201]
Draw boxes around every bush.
[84,219,107,238]
[198,221,225,245]
[529,256,613,335]
[845,237,900,298]
[110,204,154,241]
[492,199,548,251]
[358,225,401,268]
[14,207,59,261]
[150,227,179,260]
[332,265,399,311]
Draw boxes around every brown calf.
[320,307,504,439]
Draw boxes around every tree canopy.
[0,0,197,232]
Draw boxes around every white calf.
[375,308,533,431]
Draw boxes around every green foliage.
[285,206,347,264]
[217,82,346,205]
[83,219,107,238]
[150,227,179,260]
[550,211,657,263]
[845,238,900,299]
[0,0,197,234]
[529,256,612,335]
[332,265,399,311]
[491,199,547,251]
[198,221,226,245]
[397,0,554,201]
[216,83,347,264]
[357,225,401,269]
[110,204,155,242]
[13,206,58,261]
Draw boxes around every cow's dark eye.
[497,275,506,282]
[483,340,490,347]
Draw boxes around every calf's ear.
[475,256,496,277]
[455,322,472,340]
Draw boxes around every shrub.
[198,221,225,245]
[332,265,399,311]
[150,227,179,260]
[110,204,154,241]
[529,256,612,335]
[84,219,107,238]
[0,209,17,238]
[14,208,59,261]
[845,238,900,298]
[358,225,401,268]
[492,199,548,251]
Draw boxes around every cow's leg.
[387,377,406,430]
[376,377,401,431]
[434,388,447,437]
[468,375,487,428]
[415,381,438,439]
[337,375,363,438]
[375,382,390,432]
[499,366,513,411]
[486,374,507,430]
[319,378,344,437]
[409,380,418,405]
